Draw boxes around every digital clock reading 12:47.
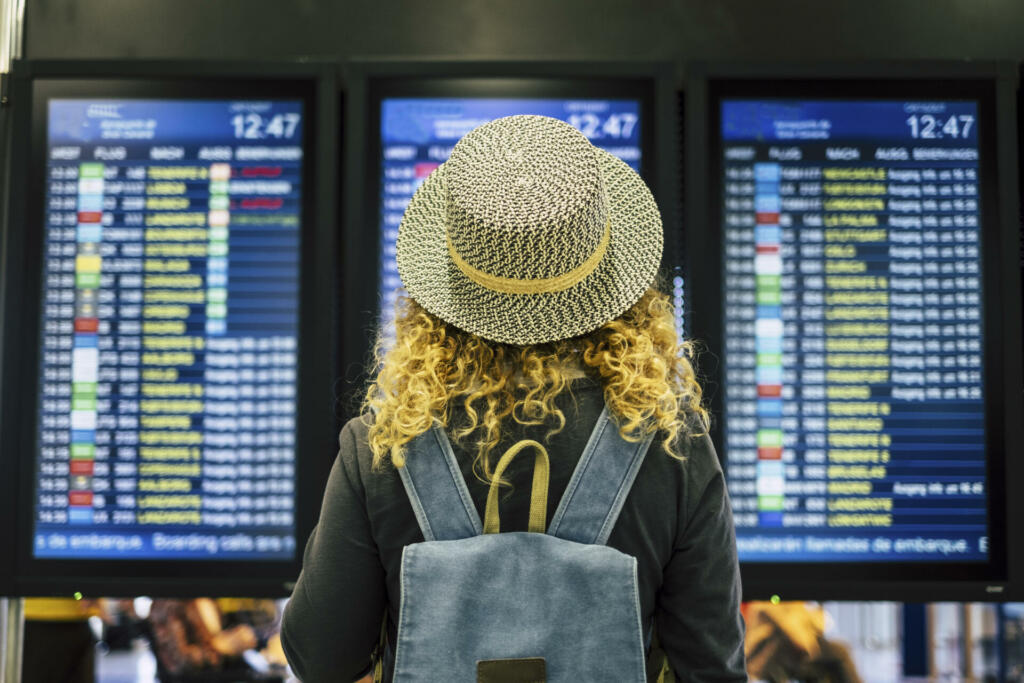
[905,114,975,139]
[231,113,302,139]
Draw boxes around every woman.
[281,115,746,681]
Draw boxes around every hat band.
[447,220,610,295]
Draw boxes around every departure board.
[720,99,987,562]
[377,97,681,339]
[35,99,302,559]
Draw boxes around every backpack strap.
[546,406,655,545]
[397,424,483,541]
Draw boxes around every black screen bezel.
[0,61,339,598]
[686,62,1023,601]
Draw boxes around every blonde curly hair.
[363,286,708,484]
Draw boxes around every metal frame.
[0,4,25,677]
[0,59,340,597]
[0,599,22,683]
[685,60,1024,601]
[0,0,24,77]
[338,59,680,411]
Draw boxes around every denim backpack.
[379,406,657,682]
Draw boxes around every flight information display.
[378,97,682,339]
[35,98,303,559]
[720,99,987,562]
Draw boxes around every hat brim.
[395,149,663,345]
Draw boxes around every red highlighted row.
[416,162,440,178]
[757,384,782,398]
[70,460,94,475]
[240,166,282,177]
[238,198,284,209]
[758,447,782,460]
[69,491,93,506]
[74,317,99,333]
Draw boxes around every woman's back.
[282,378,745,681]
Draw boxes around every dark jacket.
[281,377,746,682]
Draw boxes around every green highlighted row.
[72,382,97,397]
[72,396,96,411]
[79,163,104,179]
[757,429,783,448]
[76,273,101,289]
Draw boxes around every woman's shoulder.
[646,427,723,488]
[337,413,408,482]
[677,430,720,469]
[339,412,373,442]
[335,414,377,479]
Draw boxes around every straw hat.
[395,114,663,345]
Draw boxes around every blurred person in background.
[744,601,861,683]
[147,598,284,681]
[23,596,110,683]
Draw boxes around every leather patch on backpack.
[476,657,546,682]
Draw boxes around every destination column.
[821,160,892,533]
[136,154,206,533]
